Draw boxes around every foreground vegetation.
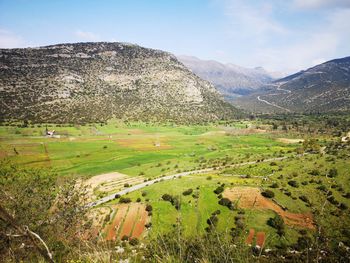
[0,114,349,262]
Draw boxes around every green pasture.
[0,121,298,178]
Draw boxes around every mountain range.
[231,56,350,113]
[177,55,278,97]
[0,42,242,124]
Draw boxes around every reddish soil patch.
[105,203,148,240]
[131,207,148,238]
[119,205,139,238]
[245,229,255,245]
[256,232,265,247]
[223,187,315,229]
[106,204,129,240]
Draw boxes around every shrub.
[136,197,141,202]
[192,192,199,199]
[317,185,327,192]
[218,198,234,210]
[146,204,153,212]
[261,190,275,198]
[182,189,193,196]
[119,197,131,203]
[299,195,309,203]
[145,222,152,228]
[162,194,173,201]
[270,182,279,188]
[162,194,180,210]
[212,210,221,215]
[339,203,348,210]
[309,169,320,176]
[207,215,218,227]
[142,191,147,197]
[288,180,299,188]
[284,191,291,196]
[124,183,130,187]
[115,194,120,199]
[267,214,285,236]
[214,186,224,195]
[342,192,350,199]
[129,237,139,246]
[206,176,212,180]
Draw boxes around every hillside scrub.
[0,160,90,262]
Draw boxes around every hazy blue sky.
[1,0,350,73]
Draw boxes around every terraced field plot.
[223,187,314,229]
[84,172,145,198]
[104,203,148,240]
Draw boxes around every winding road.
[89,155,293,207]
[257,83,291,112]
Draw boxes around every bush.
[119,197,131,203]
[288,180,299,188]
[212,209,221,215]
[162,194,180,210]
[115,194,120,199]
[142,191,147,197]
[214,186,224,195]
[182,189,193,196]
[317,185,327,192]
[162,194,173,201]
[218,198,234,210]
[299,195,309,203]
[136,197,141,202]
[270,182,279,188]
[309,169,320,176]
[129,237,139,246]
[339,203,348,210]
[267,214,285,236]
[261,190,275,198]
[124,183,130,187]
[146,204,153,212]
[207,215,218,227]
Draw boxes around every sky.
[0,0,350,73]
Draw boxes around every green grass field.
[1,119,349,251]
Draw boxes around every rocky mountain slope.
[232,56,350,113]
[177,55,274,97]
[0,42,242,123]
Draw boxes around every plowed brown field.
[105,203,148,240]
[223,187,314,229]
[245,229,255,244]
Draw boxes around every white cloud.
[223,0,288,44]
[75,30,100,41]
[0,29,27,48]
[219,0,350,73]
[251,8,350,73]
[294,0,350,9]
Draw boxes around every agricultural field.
[0,120,297,180]
[1,117,350,261]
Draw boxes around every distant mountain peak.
[177,55,275,97]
